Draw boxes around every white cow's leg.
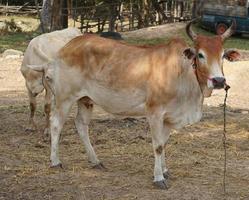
[148,113,170,189]
[43,88,52,136]
[50,100,73,167]
[26,89,37,131]
[74,98,102,167]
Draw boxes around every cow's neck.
[164,66,204,129]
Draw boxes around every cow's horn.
[186,18,199,41]
[221,20,236,41]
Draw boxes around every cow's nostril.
[212,77,226,89]
[213,77,225,83]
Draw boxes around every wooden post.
[120,2,123,31]
[130,0,134,30]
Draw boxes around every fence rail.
[0,5,41,15]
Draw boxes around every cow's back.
[22,28,81,68]
[59,34,160,88]
[20,28,82,93]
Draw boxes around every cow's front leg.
[50,100,73,167]
[148,113,170,189]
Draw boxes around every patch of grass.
[0,31,40,53]
[0,15,40,53]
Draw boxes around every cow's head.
[184,19,240,97]
[20,66,44,96]
[26,62,55,95]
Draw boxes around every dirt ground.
[0,51,249,200]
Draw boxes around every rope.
[223,84,230,194]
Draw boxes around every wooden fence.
[71,1,193,33]
[0,3,41,15]
[0,0,193,33]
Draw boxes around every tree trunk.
[108,2,119,31]
[51,0,62,31]
[143,0,149,27]
[137,0,144,28]
[41,0,52,32]
[61,0,68,29]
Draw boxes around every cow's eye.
[198,53,205,59]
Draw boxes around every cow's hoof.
[25,127,36,132]
[92,162,106,170]
[154,180,169,190]
[50,163,63,169]
[163,171,170,180]
[25,122,37,132]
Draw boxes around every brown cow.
[27,20,240,189]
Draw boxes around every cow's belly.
[85,82,146,116]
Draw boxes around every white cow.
[20,28,82,134]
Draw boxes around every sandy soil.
[0,53,249,200]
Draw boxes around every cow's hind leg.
[50,100,73,167]
[74,97,102,168]
[148,113,170,189]
[26,89,37,132]
[43,88,52,136]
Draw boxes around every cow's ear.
[183,48,196,60]
[224,49,240,62]
[27,63,48,72]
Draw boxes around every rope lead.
[223,84,230,194]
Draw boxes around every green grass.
[0,15,40,53]
[0,31,41,53]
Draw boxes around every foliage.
[0,18,22,36]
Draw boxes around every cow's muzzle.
[212,77,226,89]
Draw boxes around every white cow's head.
[20,67,44,96]
[26,62,55,95]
